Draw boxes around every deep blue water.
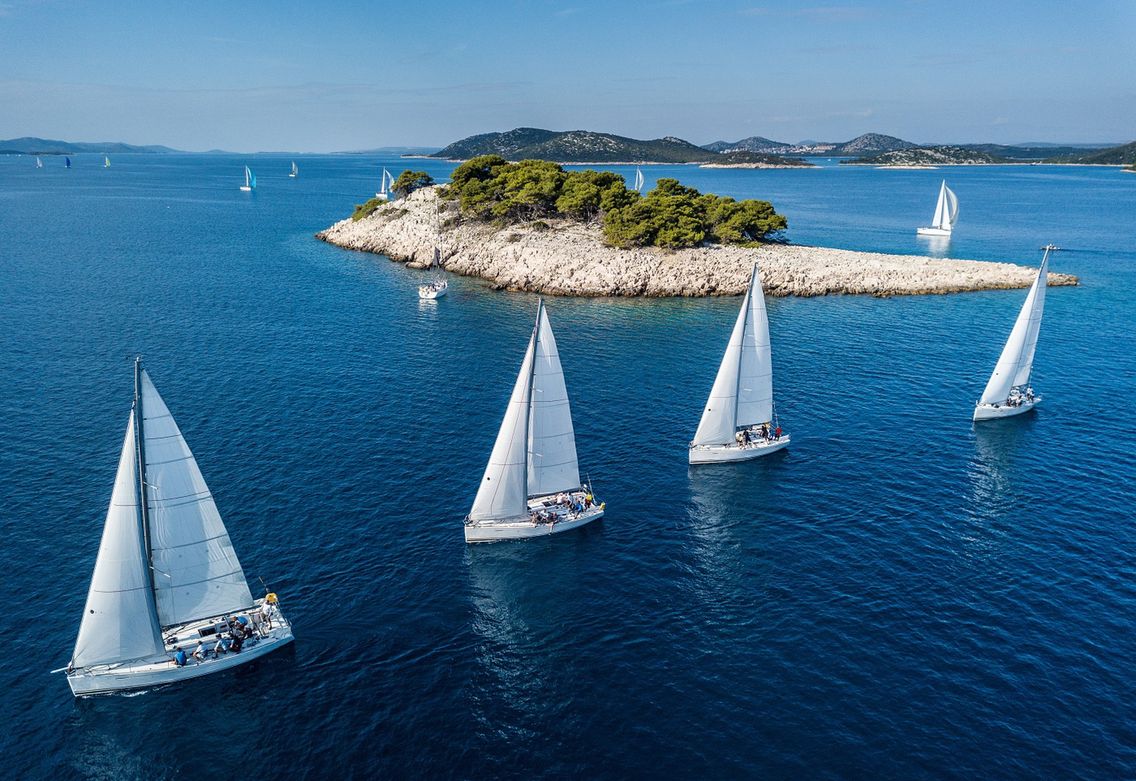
[1,153,1134,779]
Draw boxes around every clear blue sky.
[1,0,1132,151]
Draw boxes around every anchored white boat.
[689,263,789,464]
[376,167,395,200]
[916,180,958,236]
[419,247,448,299]
[465,300,604,542]
[973,247,1052,421]
[59,358,293,696]
[289,161,298,178]
[240,165,255,192]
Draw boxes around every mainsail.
[692,264,775,446]
[140,372,254,626]
[930,180,959,230]
[979,252,1049,405]
[634,167,645,192]
[71,415,165,668]
[527,304,580,496]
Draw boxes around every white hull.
[916,226,951,237]
[375,192,389,201]
[419,282,448,299]
[973,397,1040,421]
[689,434,790,464]
[466,492,604,543]
[239,186,252,192]
[68,603,293,696]
[289,174,297,178]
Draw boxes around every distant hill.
[843,146,1006,166]
[0,137,179,155]
[829,133,916,156]
[1044,141,1136,165]
[431,128,723,163]
[708,151,814,168]
[702,136,791,154]
[958,143,1109,161]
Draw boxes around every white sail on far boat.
[689,263,789,464]
[36,156,43,169]
[916,180,959,236]
[240,165,256,192]
[59,358,294,695]
[973,246,1052,421]
[633,166,645,193]
[376,167,395,200]
[465,300,604,542]
[289,161,298,178]
[104,156,111,168]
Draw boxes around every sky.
[0,0,1133,152]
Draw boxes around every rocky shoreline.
[316,187,1078,298]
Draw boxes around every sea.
[0,153,1133,779]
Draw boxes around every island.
[317,162,1078,298]
[843,146,1006,166]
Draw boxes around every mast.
[523,299,543,503]
[133,357,160,619]
[732,266,755,431]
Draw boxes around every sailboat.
[376,167,395,200]
[65,156,72,169]
[35,156,43,169]
[104,156,111,168]
[689,263,790,464]
[289,161,298,178]
[465,300,604,542]
[633,166,645,193]
[59,358,294,695]
[916,180,959,236]
[418,247,448,299]
[973,247,1052,421]
[240,165,255,192]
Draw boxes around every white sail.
[527,303,580,496]
[140,371,254,626]
[36,156,43,168]
[469,330,537,521]
[104,156,110,168]
[735,264,774,428]
[944,184,959,227]
[72,415,166,668]
[930,181,949,229]
[692,264,774,444]
[380,167,391,195]
[291,161,298,176]
[979,253,1048,405]
[634,167,644,192]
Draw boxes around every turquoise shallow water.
[0,153,1134,779]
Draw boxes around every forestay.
[141,372,254,626]
[71,416,165,668]
[527,304,581,497]
[979,253,1048,405]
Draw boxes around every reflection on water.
[917,234,952,257]
[962,415,1040,553]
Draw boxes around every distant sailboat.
[289,161,298,178]
[973,247,1052,421]
[58,358,294,695]
[465,300,604,542]
[376,167,395,200]
[240,165,255,192]
[104,156,111,168]
[633,166,645,193]
[689,263,789,464]
[35,156,43,169]
[65,156,72,169]
[916,180,959,236]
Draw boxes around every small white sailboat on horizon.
[289,161,298,178]
[689,263,789,464]
[58,358,294,696]
[973,246,1053,421]
[104,156,111,168]
[376,167,395,200]
[465,300,604,542]
[917,180,959,236]
[35,156,43,169]
[633,166,645,193]
[239,165,256,192]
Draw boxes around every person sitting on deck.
[213,638,228,658]
[774,425,782,439]
[192,641,207,663]
[173,647,187,667]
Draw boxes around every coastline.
[317,187,1078,298]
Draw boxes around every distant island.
[844,140,1136,166]
[317,169,1077,298]
[843,146,1004,166]
[0,137,180,155]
